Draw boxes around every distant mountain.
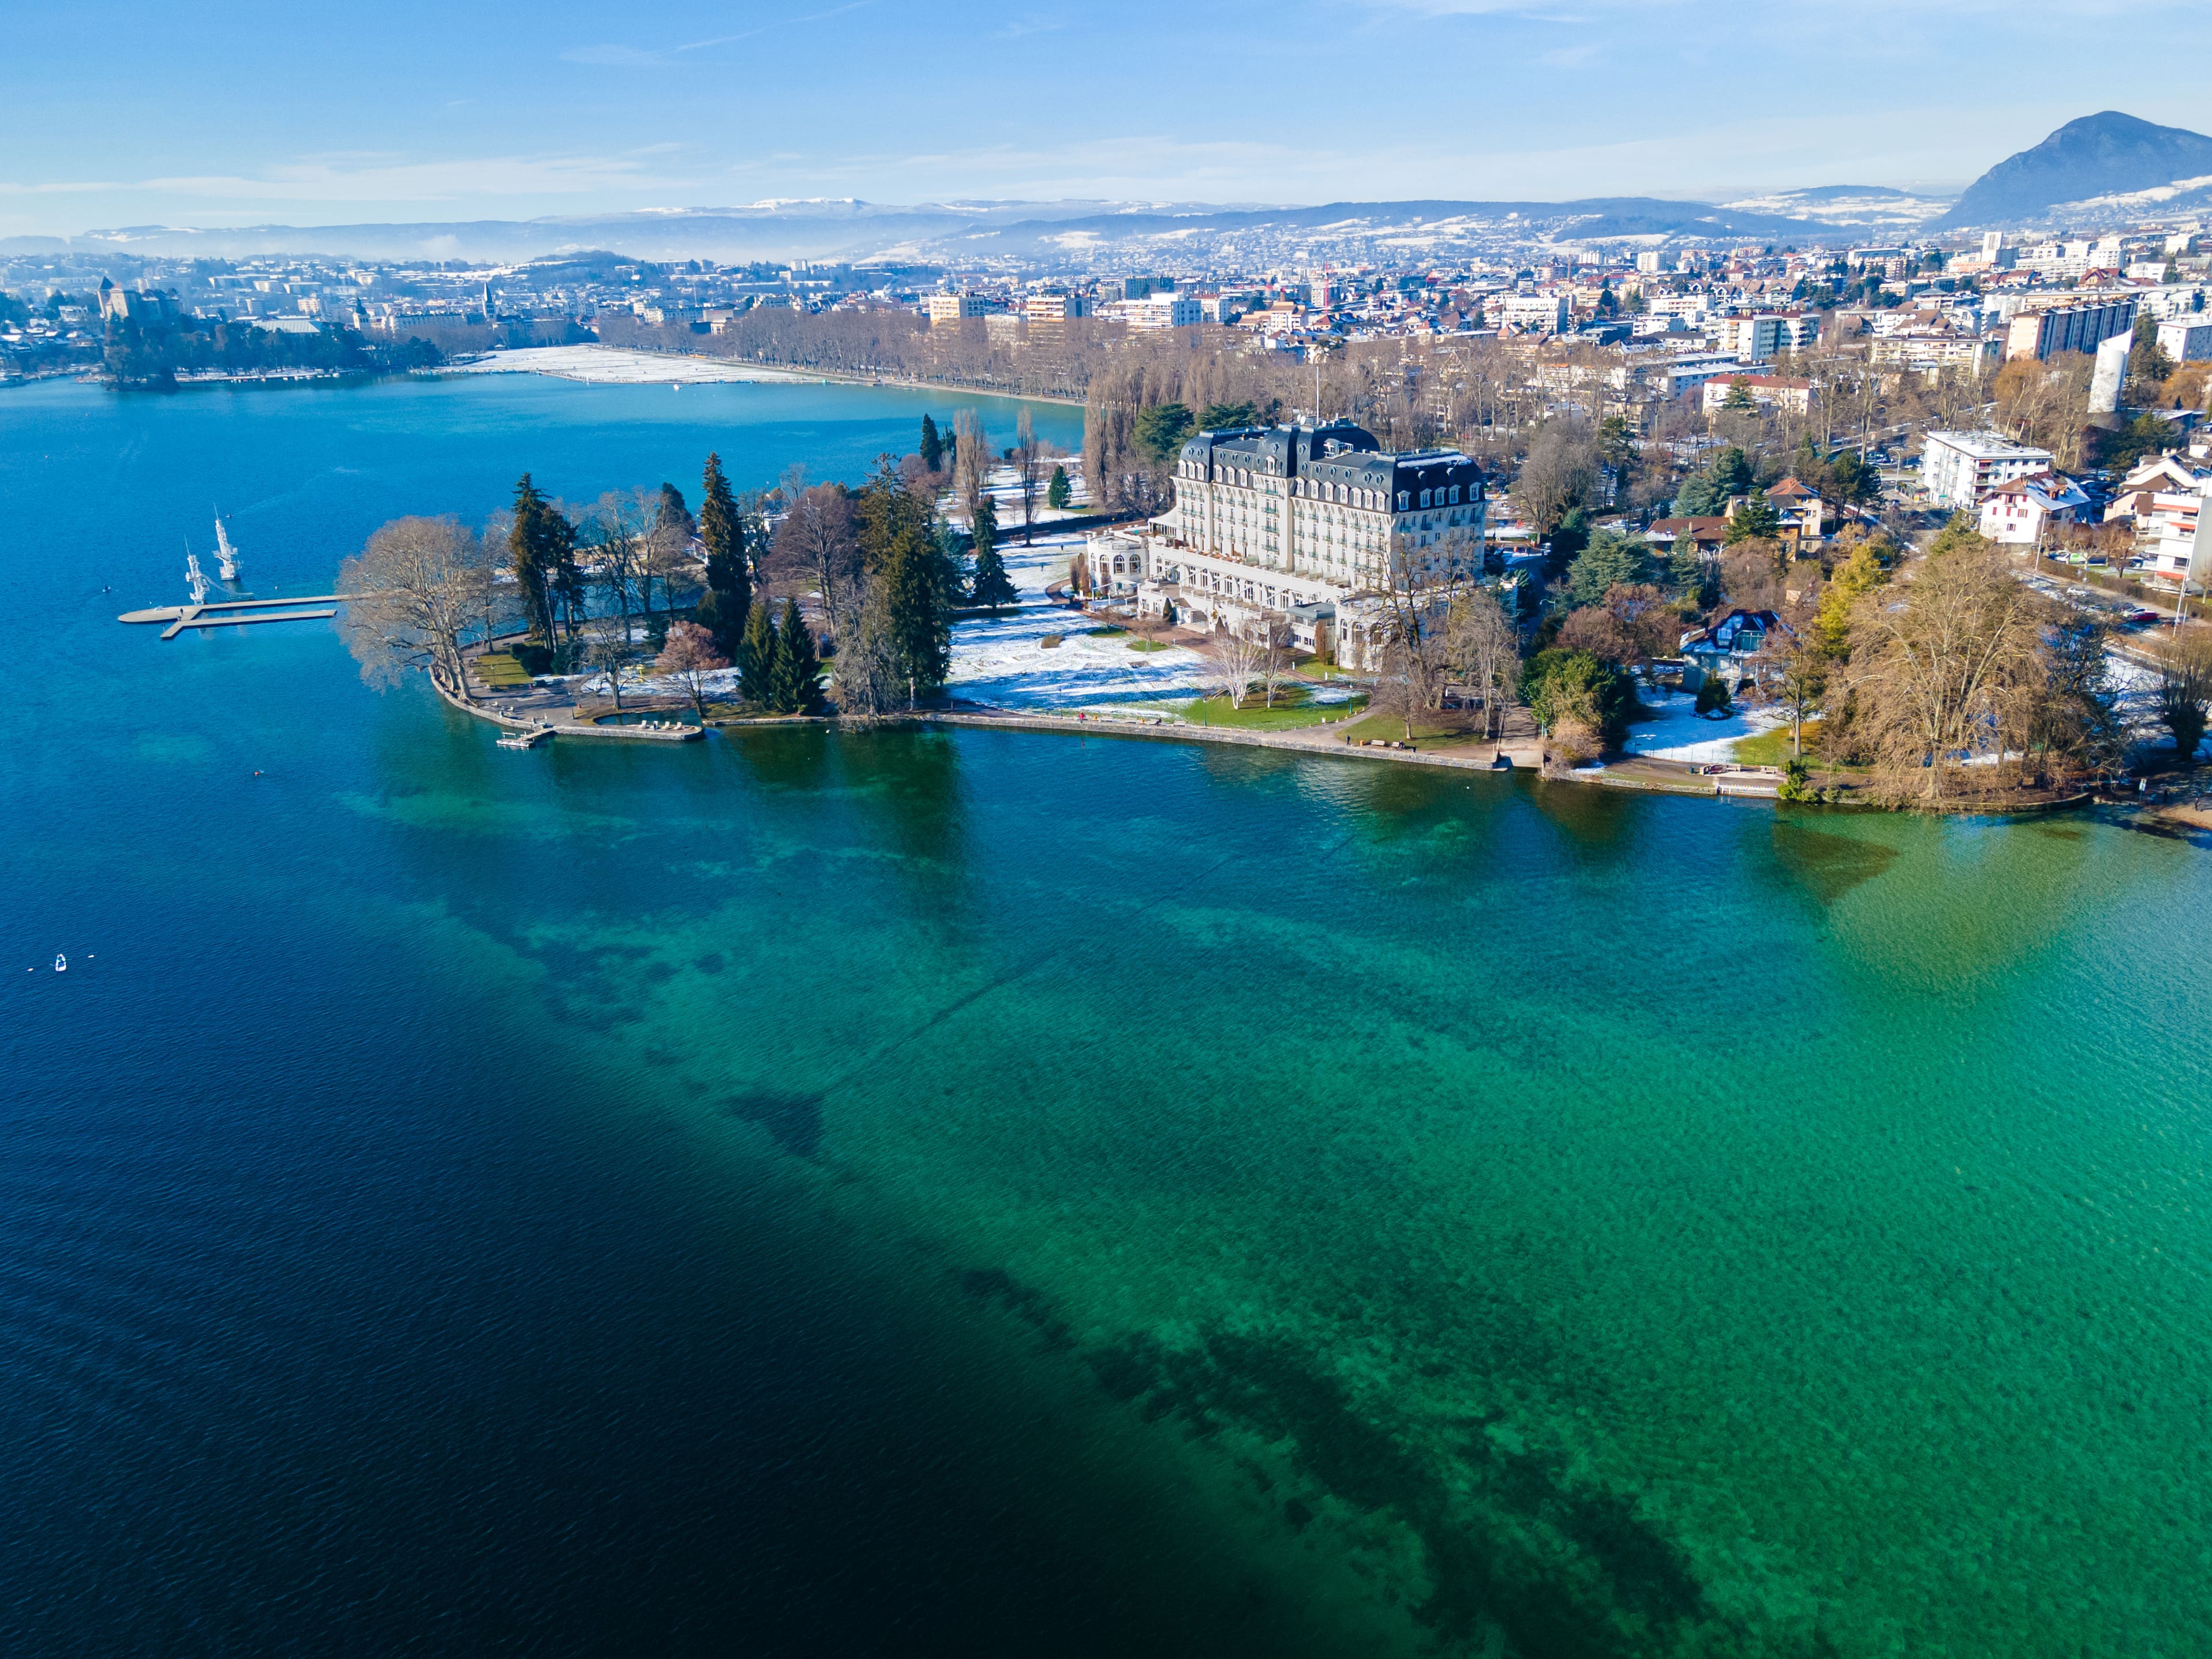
[895,197,1869,269]
[1717,185,1953,232]
[1931,112,2212,229]
[0,202,1160,266]
[1,194,1878,271]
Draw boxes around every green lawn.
[1731,721,1821,766]
[1335,711,1492,749]
[1183,690,1367,730]
[473,652,533,687]
[1126,638,1172,653]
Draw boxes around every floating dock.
[119,596,351,639]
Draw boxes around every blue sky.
[5,0,2210,233]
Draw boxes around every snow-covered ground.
[1620,688,1788,764]
[946,530,1215,711]
[452,346,813,385]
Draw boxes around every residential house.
[1764,477,1828,542]
[1677,609,1794,688]
[1977,472,2090,545]
[1646,517,1730,559]
[2104,450,2212,589]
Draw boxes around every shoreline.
[544,342,1090,408]
[431,675,2109,817]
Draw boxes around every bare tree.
[653,620,728,721]
[772,483,862,645]
[952,409,992,525]
[1203,625,1265,710]
[1446,588,1519,743]
[1847,532,2046,804]
[1752,632,1829,759]
[635,486,693,619]
[1255,619,1296,707]
[340,516,504,699]
[2155,633,2212,763]
[579,492,647,628]
[1514,419,1599,540]
[1372,525,1485,737]
[581,608,636,713]
[1012,408,1046,544]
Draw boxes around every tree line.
[342,416,1042,719]
[103,316,444,385]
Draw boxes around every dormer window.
[1447,485,1460,504]
[1419,489,1432,508]
[1397,491,1409,510]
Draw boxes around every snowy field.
[452,346,813,385]
[1620,688,1788,764]
[946,531,1215,711]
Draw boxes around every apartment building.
[2004,295,2136,361]
[1102,295,1203,329]
[2156,317,2212,362]
[1710,312,1817,363]
[1921,430,2057,508]
[1701,374,1815,415]
[1499,293,1570,334]
[924,293,1002,326]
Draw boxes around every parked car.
[2124,608,2162,625]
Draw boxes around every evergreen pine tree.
[1046,464,1071,511]
[919,414,944,472]
[699,452,750,655]
[774,599,821,712]
[934,518,971,611]
[506,474,560,643]
[969,496,1018,611]
[738,598,777,705]
[854,457,950,701]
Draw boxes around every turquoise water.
[5,376,2212,1656]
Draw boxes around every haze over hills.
[1931,111,2212,229]
[1714,185,1953,232]
[2,194,1907,269]
[13,113,2212,269]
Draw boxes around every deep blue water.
[4,377,1241,1657]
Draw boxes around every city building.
[924,293,1001,326]
[1102,295,1203,330]
[1870,332,2001,376]
[1021,292,1091,327]
[1921,430,2057,508]
[96,277,175,323]
[2004,296,2137,361]
[1499,293,1570,335]
[1701,374,1815,415]
[1709,312,1817,363]
[1100,420,1487,666]
[2156,317,2212,363]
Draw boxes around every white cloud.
[132,152,704,205]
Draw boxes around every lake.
[3,372,2210,1657]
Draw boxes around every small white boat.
[53,953,66,973]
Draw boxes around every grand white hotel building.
[1087,419,1487,664]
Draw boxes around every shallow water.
[5,377,2211,1656]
